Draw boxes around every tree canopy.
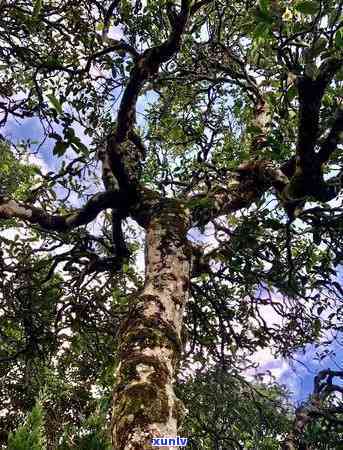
[0,0,343,448]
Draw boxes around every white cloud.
[28,153,50,174]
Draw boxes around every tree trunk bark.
[111,200,190,449]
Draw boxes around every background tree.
[7,397,46,450]
[283,369,343,450]
[178,368,292,449]
[0,0,343,449]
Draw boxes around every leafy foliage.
[0,141,39,202]
[178,368,292,449]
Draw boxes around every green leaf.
[295,1,320,15]
[64,127,75,140]
[337,67,343,81]
[32,166,42,175]
[247,124,263,134]
[33,0,43,18]
[52,141,69,157]
[259,0,270,13]
[47,94,63,115]
[71,139,88,154]
[286,85,297,102]
[335,28,343,49]
[254,22,271,38]
[313,318,321,336]
[312,37,327,56]
[96,22,105,31]
[264,218,283,230]
[187,196,213,210]
[322,94,333,107]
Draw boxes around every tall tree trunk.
[111,200,190,449]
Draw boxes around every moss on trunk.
[111,200,191,449]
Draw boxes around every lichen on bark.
[111,199,191,449]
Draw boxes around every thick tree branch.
[106,0,195,191]
[296,77,326,164]
[0,191,127,232]
[291,58,343,200]
[188,152,342,224]
[318,105,343,164]
[189,160,289,226]
[250,97,271,154]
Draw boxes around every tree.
[8,398,46,450]
[283,370,343,450]
[0,0,343,448]
[178,368,292,449]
